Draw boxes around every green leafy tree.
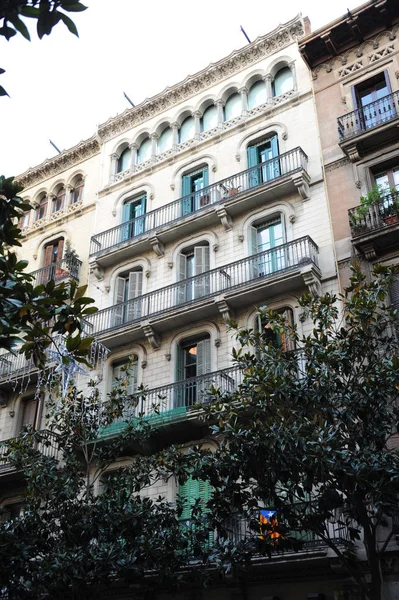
[0,365,210,599]
[0,0,87,96]
[190,265,399,600]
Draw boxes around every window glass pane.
[179,117,195,143]
[157,127,173,153]
[224,93,241,121]
[273,67,293,97]
[393,168,399,190]
[248,80,267,109]
[137,138,151,164]
[201,105,218,131]
[118,148,131,172]
[375,172,390,192]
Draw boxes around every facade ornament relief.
[91,262,105,281]
[361,242,377,261]
[292,172,310,201]
[345,143,361,163]
[216,206,233,231]
[149,235,165,257]
[301,269,322,298]
[216,298,231,321]
[142,324,161,350]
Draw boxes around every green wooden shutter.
[175,344,185,407]
[113,276,126,326]
[121,203,132,241]
[194,246,210,298]
[247,145,260,188]
[197,338,211,376]
[126,271,143,321]
[203,168,209,187]
[134,195,146,236]
[177,253,187,304]
[179,477,213,547]
[270,135,280,178]
[390,275,399,312]
[182,176,192,215]
[250,226,259,278]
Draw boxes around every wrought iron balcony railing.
[348,191,399,235]
[0,430,60,473]
[338,90,399,140]
[86,236,319,336]
[90,147,308,257]
[29,257,82,286]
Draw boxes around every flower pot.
[383,214,399,226]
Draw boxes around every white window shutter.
[113,276,126,327]
[250,226,259,278]
[126,271,143,321]
[177,253,187,304]
[390,274,399,312]
[194,246,210,298]
[21,398,38,429]
[197,338,211,376]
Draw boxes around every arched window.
[247,135,280,186]
[121,193,146,240]
[42,238,65,283]
[201,105,218,132]
[35,194,47,221]
[181,165,209,215]
[177,242,210,303]
[19,211,30,229]
[117,147,131,173]
[157,127,173,154]
[250,216,285,276]
[176,333,211,406]
[273,67,293,97]
[224,92,241,121]
[113,267,143,327]
[52,187,65,214]
[256,308,294,351]
[20,395,40,431]
[137,138,151,164]
[179,116,195,143]
[112,356,138,395]
[248,80,267,109]
[70,177,84,204]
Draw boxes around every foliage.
[0,175,97,366]
[0,0,87,96]
[0,364,210,599]
[187,264,399,600]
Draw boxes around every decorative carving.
[292,172,311,201]
[282,131,288,141]
[338,61,362,78]
[324,157,351,172]
[369,44,394,63]
[16,137,100,189]
[238,234,244,242]
[213,243,219,252]
[165,353,171,361]
[23,200,86,235]
[145,270,151,278]
[167,261,173,269]
[345,143,361,163]
[141,360,147,369]
[301,269,322,297]
[361,242,377,261]
[216,299,231,321]
[91,262,105,281]
[216,206,233,231]
[289,213,296,224]
[142,324,160,349]
[355,180,361,189]
[214,338,221,347]
[97,16,305,142]
[149,235,165,257]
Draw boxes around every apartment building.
[1,9,386,599]
[300,0,399,297]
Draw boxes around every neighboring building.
[3,6,397,598]
[300,0,399,300]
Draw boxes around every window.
[273,67,293,97]
[177,243,210,303]
[179,116,195,143]
[178,476,213,546]
[0,502,23,524]
[248,80,267,109]
[52,187,65,214]
[181,167,209,215]
[176,335,211,406]
[121,193,146,241]
[247,135,280,187]
[250,218,285,276]
[113,269,143,327]
[117,147,131,173]
[112,357,138,395]
[157,127,173,154]
[390,274,399,318]
[257,308,295,351]
[374,166,399,193]
[137,138,151,164]
[224,92,241,121]
[20,396,40,431]
[19,211,30,229]
[35,194,47,221]
[201,105,218,132]
[70,177,84,204]
[354,72,395,129]
[42,238,65,282]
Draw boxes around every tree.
[0,176,97,367]
[190,265,399,600]
[0,364,209,600]
[0,0,87,96]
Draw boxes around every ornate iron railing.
[90,147,308,256]
[338,90,399,140]
[86,236,319,336]
[348,191,399,235]
[29,257,81,286]
[0,430,60,472]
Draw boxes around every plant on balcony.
[381,190,399,225]
[349,185,383,232]
[190,264,399,600]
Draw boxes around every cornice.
[97,15,305,143]
[20,200,95,239]
[16,136,101,191]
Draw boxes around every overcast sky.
[0,0,363,177]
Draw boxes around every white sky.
[0,0,363,177]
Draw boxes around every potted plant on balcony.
[349,185,384,234]
[381,189,399,226]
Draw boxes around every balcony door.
[175,336,211,407]
[177,245,210,304]
[42,238,64,283]
[121,195,146,242]
[251,218,285,277]
[113,270,143,327]
[181,167,209,216]
[355,72,394,130]
[247,135,280,188]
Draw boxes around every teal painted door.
[247,136,280,189]
[255,220,285,275]
[121,196,146,241]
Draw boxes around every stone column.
[193,111,202,140]
[65,184,73,206]
[129,142,138,169]
[264,74,274,105]
[288,61,297,91]
[109,152,118,182]
[216,99,225,128]
[171,122,179,149]
[239,86,248,116]
[150,133,159,160]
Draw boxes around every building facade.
[1,6,398,599]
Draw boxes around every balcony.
[86,236,321,349]
[101,366,243,441]
[348,191,399,259]
[0,430,59,479]
[29,256,82,286]
[338,91,399,160]
[90,147,309,269]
